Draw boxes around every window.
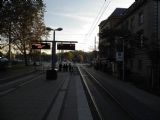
[138,60,142,69]
[140,33,144,47]
[125,20,129,30]
[123,20,129,30]
[138,12,144,25]
[136,30,144,48]
[130,60,133,68]
[130,17,135,29]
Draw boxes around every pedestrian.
[59,62,62,72]
[63,64,66,72]
[66,64,68,72]
[69,63,72,72]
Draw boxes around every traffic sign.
[32,43,50,49]
[116,52,123,61]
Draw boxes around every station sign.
[32,43,50,49]
[57,44,75,50]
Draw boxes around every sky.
[43,0,135,52]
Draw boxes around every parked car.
[0,57,8,70]
[0,57,8,62]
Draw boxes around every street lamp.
[46,27,63,69]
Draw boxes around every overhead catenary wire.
[86,1,111,38]
[95,0,107,3]
[86,1,106,37]
[86,0,111,40]
[87,1,111,37]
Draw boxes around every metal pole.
[52,30,55,69]
[94,36,96,51]
[8,22,12,67]
[95,36,97,59]
[156,0,159,88]
[123,38,125,81]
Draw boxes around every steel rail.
[81,66,138,120]
[78,66,103,120]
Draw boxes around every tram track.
[78,66,103,120]
[78,66,138,120]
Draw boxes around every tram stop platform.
[44,70,93,120]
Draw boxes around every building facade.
[98,0,160,89]
[98,8,126,73]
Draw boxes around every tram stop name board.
[32,43,50,49]
[57,44,75,50]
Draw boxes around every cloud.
[48,11,94,23]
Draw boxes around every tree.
[79,54,83,63]
[57,50,91,63]
[0,51,3,57]
[63,52,74,61]
[0,0,45,66]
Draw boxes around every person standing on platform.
[66,64,68,72]
[59,62,62,72]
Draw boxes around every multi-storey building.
[99,8,126,58]
[99,0,160,89]
[98,8,126,72]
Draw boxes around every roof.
[109,8,127,18]
[124,0,147,18]
[99,19,107,27]
[99,8,126,27]
[115,0,147,27]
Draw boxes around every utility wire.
[85,0,111,39]
[86,1,106,37]
[95,0,107,2]
[87,1,111,38]
[87,1,111,37]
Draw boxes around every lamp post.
[118,37,125,81]
[156,0,159,88]
[46,27,63,70]
[122,38,125,81]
